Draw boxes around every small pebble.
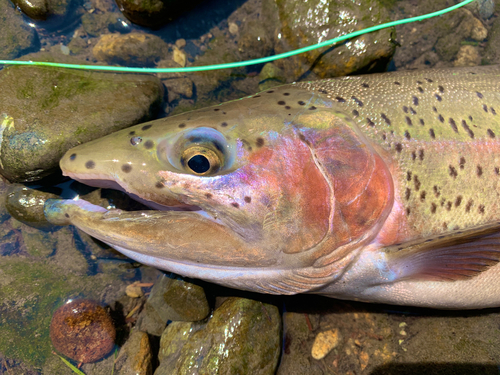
[311,328,341,360]
[173,47,186,67]
[228,22,239,35]
[175,38,186,49]
[126,282,144,298]
[50,299,115,363]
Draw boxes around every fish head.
[55,87,393,293]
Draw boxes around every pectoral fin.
[385,224,500,281]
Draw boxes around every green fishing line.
[0,0,476,73]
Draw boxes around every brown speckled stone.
[50,299,116,363]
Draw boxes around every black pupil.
[188,154,210,174]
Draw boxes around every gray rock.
[466,0,495,19]
[265,0,396,79]
[10,0,74,24]
[136,273,210,336]
[170,297,281,375]
[0,0,38,60]
[0,55,163,182]
[114,329,153,375]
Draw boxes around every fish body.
[45,65,500,309]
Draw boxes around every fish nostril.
[69,153,76,161]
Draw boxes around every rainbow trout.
[44,65,500,309]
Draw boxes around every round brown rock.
[50,299,116,363]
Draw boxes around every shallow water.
[1,0,500,374]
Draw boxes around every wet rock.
[454,45,481,67]
[163,78,194,103]
[93,32,169,66]
[466,0,495,19]
[82,12,124,37]
[5,185,59,228]
[50,299,116,363]
[258,63,286,91]
[267,0,396,79]
[136,273,210,336]
[237,20,274,62]
[114,329,153,375]
[11,0,74,24]
[483,15,500,64]
[114,0,204,28]
[0,55,163,182]
[0,0,38,60]
[155,321,202,374]
[166,297,281,375]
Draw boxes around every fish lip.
[63,170,202,212]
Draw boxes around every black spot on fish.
[443,222,448,230]
[469,115,473,121]
[362,83,369,88]
[221,122,228,127]
[142,124,152,131]
[448,118,458,133]
[433,185,440,197]
[407,171,412,181]
[283,93,290,96]
[69,153,76,161]
[285,106,291,110]
[455,195,462,207]
[420,119,425,126]
[205,193,213,199]
[382,133,387,140]
[477,165,483,177]
[267,90,274,93]
[309,106,317,110]
[446,201,452,211]
[178,123,186,128]
[65,213,69,218]
[278,101,286,105]
[438,85,444,93]
[129,131,136,136]
[465,199,473,212]
[417,80,423,84]
[298,101,305,106]
[414,175,421,191]
[367,118,375,127]
[429,128,435,139]
[381,113,391,125]
[406,117,413,126]
[478,205,485,214]
[425,78,433,83]
[419,149,424,161]
[435,94,442,102]
[352,97,363,107]
[335,96,346,103]
[244,196,252,203]
[144,140,154,149]
[433,106,437,113]
[461,120,474,138]
[214,108,220,111]
[420,191,426,201]
[352,110,359,117]
[231,202,239,208]
[122,164,132,173]
[405,188,411,200]
[406,207,411,216]
[394,81,401,85]
[85,160,95,169]
[496,167,500,175]
[431,203,437,213]
[410,107,417,115]
[441,198,446,207]
[403,106,408,113]
[395,143,403,152]
[253,95,261,98]
[319,90,328,95]
[491,107,497,115]
[405,131,411,140]
[438,114,444,123]
[155,181,164,189]
[449,165,458,178]
[418,87,424,93]
[459,157,466,169]
[256,138,265,147]
[477,92,484,99]
[483,104,488,113]
[413,96,419,106]
[411,151,417,160]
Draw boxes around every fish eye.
[181,146,221,175]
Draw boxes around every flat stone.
[0,55,163,182]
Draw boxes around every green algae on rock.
[153,297,281,375]
[0,60,163,183]
[0,0,38,60]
